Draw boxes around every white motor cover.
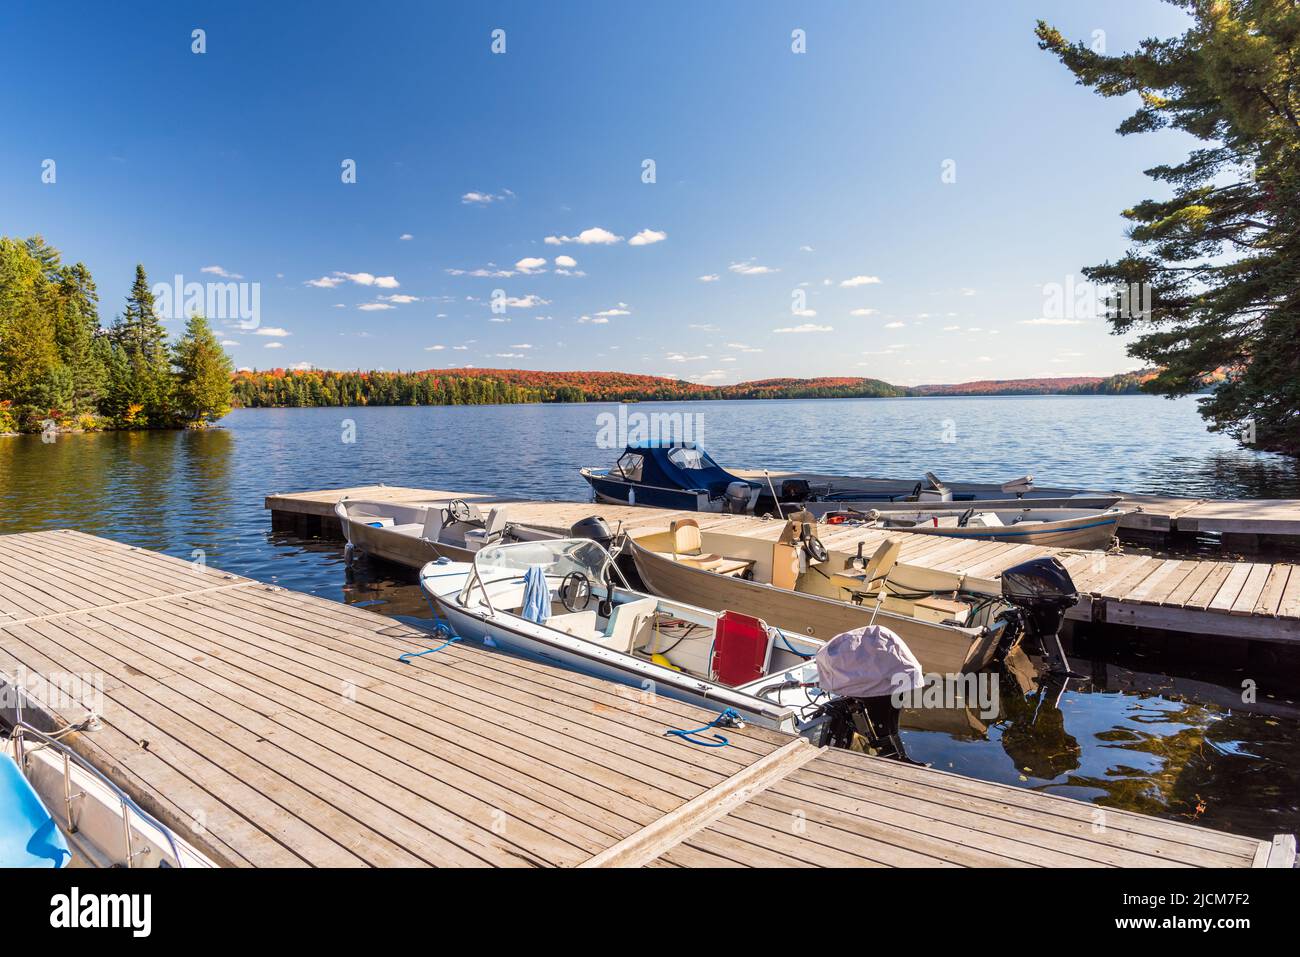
[814,625,925,699]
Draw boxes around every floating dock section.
[2,528,1291,868]
[266,485,1300,644]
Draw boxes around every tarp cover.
[814,625,925,699]
[521,565,550,624]
[625,443,743,497]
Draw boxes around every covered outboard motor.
[1000,557,1081,676]
[724,481,754,514]
[570,515,615,552]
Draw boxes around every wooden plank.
[580,738,824,867]
[1230,564,1273,616]
[1253,565,1293,617]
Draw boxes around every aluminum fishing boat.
[335,496,557,567]
[629,513,1080,676]
[812,504,1131,549]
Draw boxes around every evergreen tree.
[1037,2,1300,456]
[172,315,234,423]
[109,264,172,424]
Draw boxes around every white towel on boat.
[814,625,925,699]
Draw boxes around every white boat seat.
[548,610,601,640]
[389,523,423,536]
[590,597,658,654]
[483,506,511,541]
[421,507,445,541]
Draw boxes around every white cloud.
[849,308,878,317]
[379,294,420,304]
[942,325,961,331]
[493,353,526,358]
[698,274,720,283]
[554,255,577,268]
[884,321,905,329]
[628,228,667,246]
[287,361,312,370]
[462,189,513,204]
[510,343,532,349]
[544,226,623,245]
[515,257,547,274]
[1022,317,1085,326]
[689,323,719,331]
[358,303,396,311]
[313,271,400,289]
[665,353,709,362]
[727,342,763,353]
[799,245,814,252]
[220,340,239,347]
[791,308,817,318]
[500,294,549,308]
[399,233,413,241]
[578,315,609,324]
[594,307,630,317]
[960,287,977,296]
[773,323,833,334]
[447,267,515,278]
[201,265,243,279]
[425,344,446,351]
[840,275,882,288]
[729,260,778,276]
[264,342,283,349]
[254,327,290,337]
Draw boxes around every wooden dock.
[266,485,1300,644]
[2,528,1291,868]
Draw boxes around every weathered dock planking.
[2,528,1291,868]
[733,468,1300,548]
[266,485,1300,644]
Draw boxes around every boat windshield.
[666,446,718,470]
[472,538,616,589]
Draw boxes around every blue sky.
[1,0,1195,385]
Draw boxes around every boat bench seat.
[657,553,754,579]
[548,610,602,641]
[389,523,424,536]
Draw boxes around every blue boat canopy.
[612,442,748,497]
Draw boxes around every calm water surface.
[3,395,1299,841]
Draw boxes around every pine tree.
[1037,2,1300,456]
[110,264,173,424]
[172,315,234,423]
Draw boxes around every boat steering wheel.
[559,572,592,613]
[447,499,474,523]
[801,530,829,563]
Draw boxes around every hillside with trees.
[230,367,1154,408]
[0,235,233,434]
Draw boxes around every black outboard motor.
[780,479,812,502]
[1000,557,1082,677]
[570,515,615,551]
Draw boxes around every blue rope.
[399,593,463,663]
[665,707,745,748]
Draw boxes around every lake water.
[3,394,1299,840]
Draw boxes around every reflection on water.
[3,397,1300,841]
